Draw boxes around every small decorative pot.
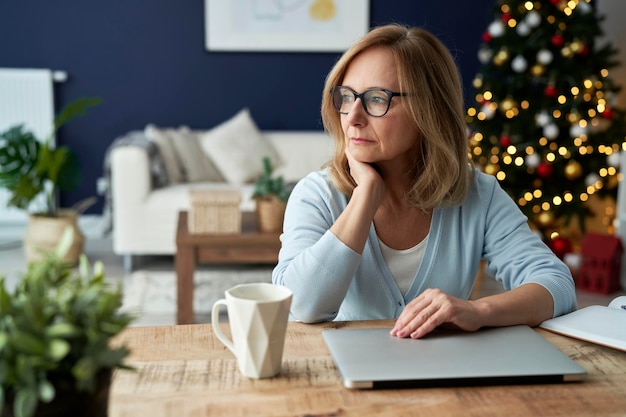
[256,196,287,233]
[23,209,84,265]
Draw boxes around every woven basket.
[256,197,287,233]
[23,210,85,265]
[188,189,241,234]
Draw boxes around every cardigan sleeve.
[272,172,362,323]
[478,174,577,317]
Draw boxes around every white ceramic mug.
[212,283,292,379]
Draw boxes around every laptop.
[322,325,585,389]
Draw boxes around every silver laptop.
[322,325,585,389]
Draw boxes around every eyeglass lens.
[332,87,393,117]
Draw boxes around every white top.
[378,234,429,295]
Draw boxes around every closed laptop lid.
[322,325,585,389]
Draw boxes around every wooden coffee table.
[175,211,281,324]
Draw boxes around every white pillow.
[144,125,185,184]
[170,127,224,183]
[199,108,282,185]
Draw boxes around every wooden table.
[110,320,626,417]
[175,211,281,325]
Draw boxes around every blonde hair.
[321,24,473,209]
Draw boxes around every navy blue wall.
[0,1,494,214]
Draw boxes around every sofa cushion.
[144,125,185,184]
[199,108,282,185]
[145,125,223,183]
[171,127,224,183]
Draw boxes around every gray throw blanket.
[101,130,169,233]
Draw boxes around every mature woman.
[272,24,576,339]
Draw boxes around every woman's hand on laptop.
[390,288,486,339]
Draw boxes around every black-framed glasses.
[331,86,408,117]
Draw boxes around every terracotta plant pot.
[256,197,287,233]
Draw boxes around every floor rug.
[121,266,273,325]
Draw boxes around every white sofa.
[110,127,333,270]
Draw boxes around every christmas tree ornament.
[478,47,493,64]
[488,20,505,37]
[537,162,554,178]
[511,55,528,73]
[525,10,541,27]
[493,48,510,66]
[482,32,492,43]
[569,124,587,138]
[536,49,553,65]
[499,135,512,147]
[602,107,613,119]
[570,40,583,53]
[535,111,551,127]
[551,34,565,47]
[607,152,621,167]
[530,64,546,76]
[525,153,540,169]
[564,160,583,180]
[543,123,559,139]
[561,46,575,58]
[585,173,600,187]
[544,85,558,98]
[548,235,572,260]
[577,1,592,14]
[480,103,496,119]
[516,21,531,37]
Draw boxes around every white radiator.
[0,68,66,223]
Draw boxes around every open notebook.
[539,296,626,352]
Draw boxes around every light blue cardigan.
[272,170,577,323]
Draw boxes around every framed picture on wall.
[205,0,369,52]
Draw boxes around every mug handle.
[212,299,235,354]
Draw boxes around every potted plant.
[252,156,292,233]
[0,228,134,417]
[0,97,101,264]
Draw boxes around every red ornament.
[602,107,613,119]
[544,85,558,98]
[550,0,561,5]
[551,34,565,47]
[579,44,589,56]
[482,32,492,43]
[537,162,553,178]
[499,135,512,147]
[501,12,512,22]
[548,236,572,260]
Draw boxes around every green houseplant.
[252,156,292,233]
[0,97,101,263]
[0,228,134,417]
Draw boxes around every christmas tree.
[467,0,626,237]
